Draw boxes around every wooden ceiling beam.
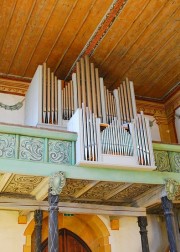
[103,183,132,200]
[130,185,165,208]
[0,173,13,192]
[0,198,146,216]
[31,177,49,201]
[73,180,100,198]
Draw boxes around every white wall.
[0,211,169,252]
[145,115,161,142]
[0,210,27,252]
[99,214,168,252]
[0,93,25,125]
[175,107,180,143]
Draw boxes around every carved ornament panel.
[3,174,44,194]
[0,134,16,159]
[110,184,156,200]
[60,179,91,197]
[168,152,180,173]
[154,150,171,172]
[48,140,72,164]
[19,136,44,162]
[79,182,124,199]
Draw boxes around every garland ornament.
[0,98,25,110]
[49,171,66,195]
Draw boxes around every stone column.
[137,216,150,252]
[161,196,179,252]
[48,171,66,252]
[34,210,43,252]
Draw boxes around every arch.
[41,228,92,252]
[23,213,111,252]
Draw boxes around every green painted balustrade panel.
[153,143,180,173]
[0,124,77,165]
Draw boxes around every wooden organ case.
[25,56,155,171]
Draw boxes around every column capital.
[34,210,43,226]
[138,216,148,231]
[165,179,179,201]
[49,171,66,195]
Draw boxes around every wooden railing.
[0,123,77,165]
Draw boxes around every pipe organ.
[25,55,155,170]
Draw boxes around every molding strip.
[65,0,128,80]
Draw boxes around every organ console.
[25,55,155,170]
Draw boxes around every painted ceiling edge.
[64,0,128,81]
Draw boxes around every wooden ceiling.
[0,174,180,214]
[0,0,179,100]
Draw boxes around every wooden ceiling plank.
[53,0,98,74]
[8,0,58,77]
[73,181,100,198]
[159,75,180,99]
[99,0,168,82]
[134,34,179,95]
[119,23,179,95]
[0,0,18,51]
[135,33,179,85]
[7,0,38,74]
[143,60,179,97]
[147,67,180,98]
[45,0,116,79]
[45,0,95,70]
[131,185,164,207]
[0,0,35,73]
[55,0,113,79]
[103,183,132,200]
[24,0,78,77]
[110,3,179,89]
[93,0,150,70]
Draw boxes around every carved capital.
[34,210,43,226]
[49,171,66,195]
[154,115,168,125]
[165,179,179,200]
[138,216,148,232]
[161,196,173,214]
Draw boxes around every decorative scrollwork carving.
[48,140,72,164]
[0,134,15,158]
[4,175,44,194]
[49,171,66,195]
[154,150,171,172]
[169,152,180,173]
[19,137,44,162]
[165,179,179,200]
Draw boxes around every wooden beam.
[0,198,146,217]
[0,159,180,185]
[73,181,100,198]
[131,185,165,207]
[31,177,49,200]
[0,173,13,191]
[104,183,132,200]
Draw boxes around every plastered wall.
[0,210,27,252]
[0,210,168,252]
[0,93,25,125]
[99,214,168,252]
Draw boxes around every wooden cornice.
[0,77,30,96]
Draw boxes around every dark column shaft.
[48,193,59,252]
[161,196,179,252]
[34,210,43,252]
[138,216,150,252]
